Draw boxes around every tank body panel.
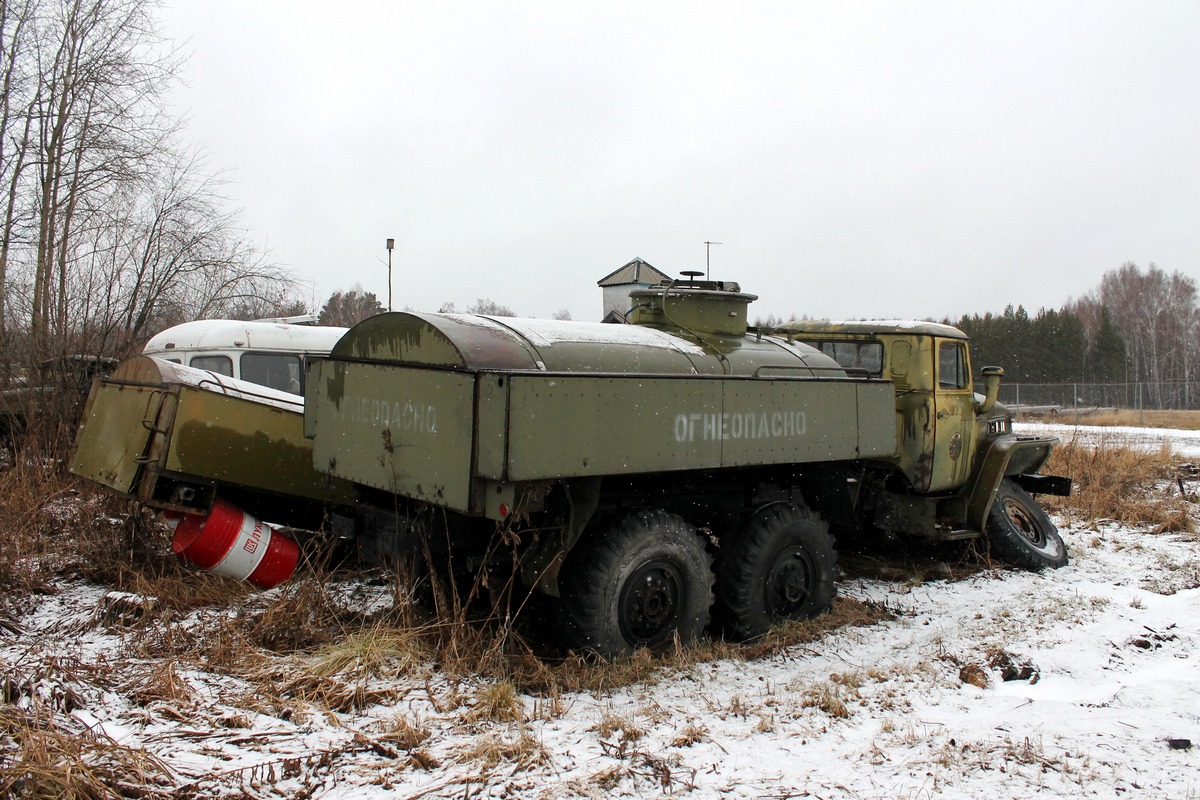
[502,374,896,479]
[309,310,884,515]
[308,359,476,511]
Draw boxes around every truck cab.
[781,320,987,493]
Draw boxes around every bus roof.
[142,320,349,355]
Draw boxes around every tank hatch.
[627,275,758,337]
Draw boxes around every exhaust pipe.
[978,366,1005,414]
[170,498,299,589]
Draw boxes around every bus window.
[189,355,233,377]
[241,353,302,394]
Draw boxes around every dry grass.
[1044,439,1196,532]
[0,705,175,799]
[0,657,174,799]
[1058,408,1200,430]
[467,680,525,723]
[457,729,549,769]
[800,681,853,718]
[377,713,431,750]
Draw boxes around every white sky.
[159,1,1200,323]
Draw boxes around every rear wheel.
[560,509,713,658]
[985,478,1068,571]
[714,503,836,641]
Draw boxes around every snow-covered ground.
[1017,421,1200,460]
[3,427,1199,798]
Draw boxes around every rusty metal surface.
[330,312,540,370]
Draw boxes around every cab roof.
[777,319,968,340]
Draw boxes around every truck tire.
[714,503,836,641]
[559,509,713,658]
[985,478,1069,571]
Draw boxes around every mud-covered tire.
[714,503,836,641]
[986,478,1069,571]
[559,509,713,658]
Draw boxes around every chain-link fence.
[998,382,1200,412]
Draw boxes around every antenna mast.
[703,241,722,279]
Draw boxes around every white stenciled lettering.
[340,394,439,435]
[674,415,688,442]
[672,410,808,441]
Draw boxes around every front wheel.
[985,478,1069,571]
[559,509,713,658]
[714,503,836,641]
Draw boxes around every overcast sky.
[158,1,1200,323]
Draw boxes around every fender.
[964,434,1069,532]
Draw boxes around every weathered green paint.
[309,360,476,512]
[331,312,539,370]
[963,436,1057,530]
[71,382,165,494]
[627,282,757,336]
[71,355,355,511]
[501,374,894,480]
[309,358,897,514]
[166,388,354,504]
[779,319,1061,532]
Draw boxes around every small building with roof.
[597,257,673,322]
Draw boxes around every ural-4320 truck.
[72,278,1070,657]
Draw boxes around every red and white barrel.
[170,498,299,589]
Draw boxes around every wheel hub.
[765,547,812,618]
[619,559,684,645]
[1002,497,1048,547]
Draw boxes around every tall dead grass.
[1043,438,1196,532]
[1059,408,1200,431]
[0,452,246,623]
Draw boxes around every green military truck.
[303,279,1068,656]
[73,278,1069,657]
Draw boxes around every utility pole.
[386,238,395,312]
[703,241,722,279]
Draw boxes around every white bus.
[141,319,348,396]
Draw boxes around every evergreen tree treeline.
[951,262,1197,406]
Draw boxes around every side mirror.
[977,366,1004,414]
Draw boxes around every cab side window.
[938,342,968,390]
[805,340,885,377]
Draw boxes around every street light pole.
[386,238,395,312]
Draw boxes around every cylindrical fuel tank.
[329,311,843,377]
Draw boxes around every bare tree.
[26,0,181,350]
[2,0,296,363]
[466,298,516,317]
[61,150,296,355]
[1094,262,1199,406]
[0,0,38,338]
